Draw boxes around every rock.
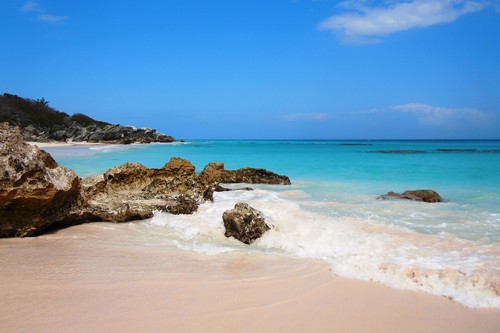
[0,122,292,238]
[220,165,291,185]
[165,195,198,215]
[380,190,443,203]
[0,123,81,237]
[223,203,270,244]
[74,157,217,222]
[196,162,224,201]
[373,150,426,154]
[215,185,254,192]
[0,93,176,144]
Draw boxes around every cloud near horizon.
[318,0,492,43]
[282,112,330,121]
[363,103,497,127]
[20,1,68,24]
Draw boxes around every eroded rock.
[219,164,291,185]
[223,203,270,244]
[0,122,292,237]
[0,123,81,237]
[76,157,210,221]
[379,190,443,203]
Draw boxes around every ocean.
[45,140,500,309]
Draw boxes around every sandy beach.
[26,141,105,148]
[0,223,498,333]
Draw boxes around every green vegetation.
[0,93,111,133]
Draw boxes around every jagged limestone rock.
[223,203,270,244]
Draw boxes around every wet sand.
[0,224,499,333]
[27,141,104,148]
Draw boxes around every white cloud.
[20,1,43,12]
[319,0,490,43]
[282,112,329,121]
[363,103,496,127]
[20,1,68,24]
[36,14,68,24]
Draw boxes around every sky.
[1,0,499,139]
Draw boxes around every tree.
[36,98,49,106]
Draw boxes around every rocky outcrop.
[0,93,175,143]
[1,122,291,237]
[73,157,219,222]
[220,166,291,185]
[198,162,290,187]
[0,123,81,237]
[223,203,270,244]
[379,190,443,203]
[215,185,253,192]
[61,124,175,144]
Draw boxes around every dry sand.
[0,224,498,333]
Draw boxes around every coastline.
[0,223,498,333]
[26,141,105,148]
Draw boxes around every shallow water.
[42,140,500,308]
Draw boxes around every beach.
[27,141,104,148]
[1,139,499,331]
[1,223,499,333]
[4,1,499,330]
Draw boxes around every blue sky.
[1,0,499,139]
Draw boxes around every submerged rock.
[223,203,270,244]
[373,150,426,154]
[0,123,81,237]
[379,190,443,203]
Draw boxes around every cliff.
[0,93,175,143]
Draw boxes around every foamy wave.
[143,186,500,309]
[89,145,134,153]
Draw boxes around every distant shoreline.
[26,141,105,148]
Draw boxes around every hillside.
[0,93,175,143]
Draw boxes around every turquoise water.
[45,140,500,308]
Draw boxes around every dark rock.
[373,150,426,154]
[379,190,443,203]
[215,185,254,192]
[220,166,291,185]
[0,123,82,237]
[437,149,477,152]
[223,203,270,244]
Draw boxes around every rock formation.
[0,93,175,144]
[196,162,291,187]
[379,190,443,203]
[220,166,291,185]
[223,203,270,244]
[0,123,81,237]
[73,157,222,222]
[0,122,290,238]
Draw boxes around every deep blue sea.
[45,140,500,308]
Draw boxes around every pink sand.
[0,224,498,332]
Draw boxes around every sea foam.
[145,185,500,309]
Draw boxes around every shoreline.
[0,223,498,333]
[26,141,105,148]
